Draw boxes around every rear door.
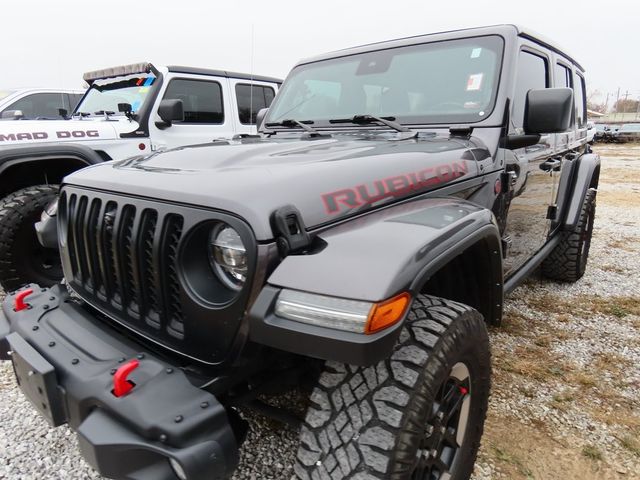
[229,80,278,135]
[503,46,558,275]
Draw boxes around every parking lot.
[0,143,637,479]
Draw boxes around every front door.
[503,48,558,276]
[149,75,235,151]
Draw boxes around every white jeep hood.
[0,117,138,147]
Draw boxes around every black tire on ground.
[541,188,597,282]
[294,295,491,480]
[0,185,62,291]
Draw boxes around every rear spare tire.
[294,294,491,480]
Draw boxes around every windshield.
[267,35,504,127]
[75,73,156,116]
[0,90,16,102]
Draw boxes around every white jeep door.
[148,74,235,151]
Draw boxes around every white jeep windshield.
[267,35,504,126]
[75,73,156,116]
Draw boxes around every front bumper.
[0,284,238,480]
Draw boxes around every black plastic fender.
[0,142,104,177]
[556,152,600,230]
[268,196,502,303]
[252,197,503,365]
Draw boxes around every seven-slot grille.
[61,190,186,340]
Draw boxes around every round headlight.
[209,225,247,290]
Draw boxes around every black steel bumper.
[0,284,238,480]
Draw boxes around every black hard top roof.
[167,66,282,84]
[297,24,584,72]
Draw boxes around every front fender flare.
[0,143,104,177]
[251,197,503,365]
[268,197,502,303]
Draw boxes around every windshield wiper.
[94,110,116,116]
[72,111,91,118]
[265,118,320,134]
[329,114,412,133]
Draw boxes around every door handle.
[539,158,561,172]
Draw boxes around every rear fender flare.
[558,152,600,230]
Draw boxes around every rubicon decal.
[322,161,469,215]
[0,130,100,142]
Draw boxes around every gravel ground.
[1,144,639,479]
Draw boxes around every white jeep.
[0,62,281,290]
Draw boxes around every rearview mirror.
[157,99,184,127]
[256,108,268,130]
[524,88,573,134]
[1,109,24,120]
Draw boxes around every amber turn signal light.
[366,292,411,334]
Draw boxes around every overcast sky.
[2,0,638,106]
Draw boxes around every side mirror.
[524,88,573,134]
[1,109,24,120]
[58,108,69,119]
[255,108,269,130]
[157,99,184,127]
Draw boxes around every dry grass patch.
[526,293,640,320]
[582,444,604,462]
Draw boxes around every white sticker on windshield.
[471,48,482,58]
[466,73,483,91]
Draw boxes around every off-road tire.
[294,295,491,480]
[541,188,596,282]
[0,185,62,291]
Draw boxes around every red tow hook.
[113,359,139,397]
[14,288,34,312]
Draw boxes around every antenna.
[250,24,255,132]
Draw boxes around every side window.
[574,72,586,128]
[512,50,549,128]
[163,79,224,124]
[6,93,68,119]
[235,84,276,124]
[554,63,572,88]
[555,63,574,126]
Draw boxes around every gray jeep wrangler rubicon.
[0,25,599,480]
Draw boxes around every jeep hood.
[64,133,483,240]
[0,117,137,146]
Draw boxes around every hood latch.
[271,205,312,256]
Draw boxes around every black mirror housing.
[255,108,268,131]
[524,88,573,134]
[157,99,184,126]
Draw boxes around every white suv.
[0,88,85,120]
